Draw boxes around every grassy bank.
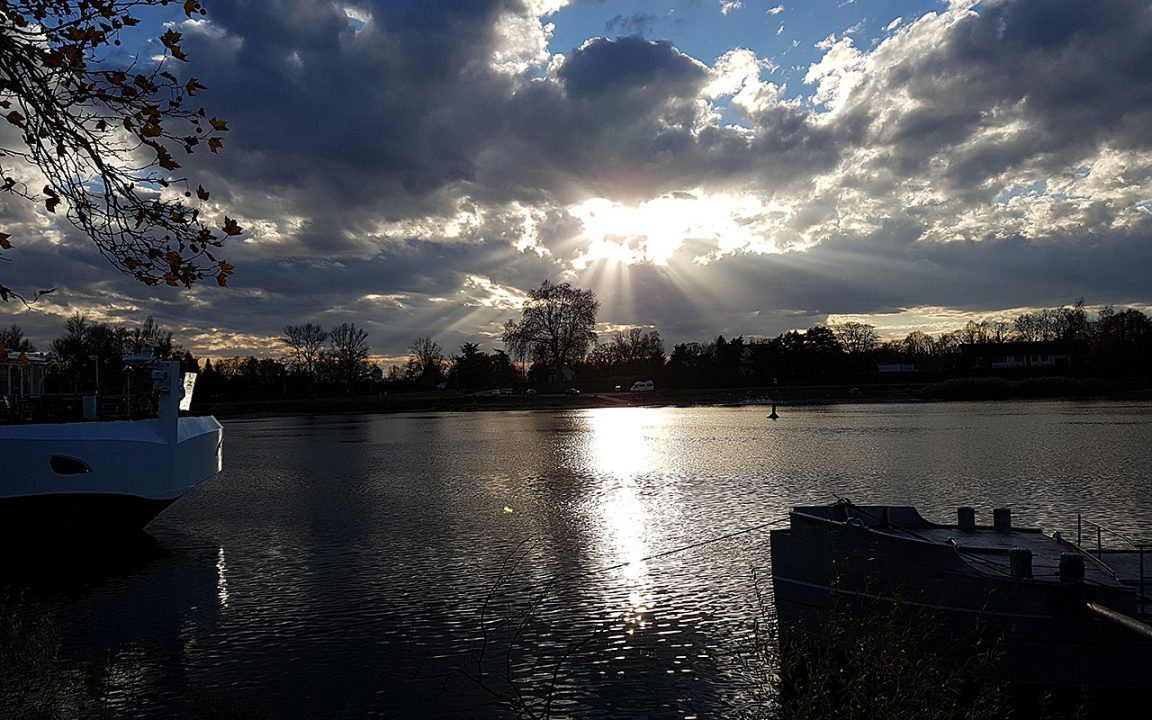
[192,376,1152,419]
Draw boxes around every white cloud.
[704,49,773,98]
[459,275,530,310]
[489,13,554,75]
[804,36,865,112]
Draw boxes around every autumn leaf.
[209,117,229,131]
[163,273,179,287]
[185,78,206,95]
[216,272,229,287]
[0,232,11,250]
[218,259,235,274]
[160,29,186,61]
[196,185,210,201]
[208,137,223,153]
[5,111,25,128]
[125,258,141,269]
[185,0,200,18]
[43,187,61,213]
[156,147,181,171]
[222,217,242,235]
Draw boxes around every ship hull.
[770,505,1152,690]
[0,415,222,534]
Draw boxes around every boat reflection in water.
[770,501,1152,698]
[1,532,224,718]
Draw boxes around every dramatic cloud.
[4,0,1151,360]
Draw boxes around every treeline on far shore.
[4,297,1149,415]
[190,297,1150,413]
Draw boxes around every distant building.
[877,363,917,373]
[1,350,50,398]
[960,341,1071,370]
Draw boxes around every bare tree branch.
[0,0,239,299]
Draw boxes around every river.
[8,401,1152,718]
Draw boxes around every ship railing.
[0,390,159,423]
[1078,514,1149,615]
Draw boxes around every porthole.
[50,456,92,475]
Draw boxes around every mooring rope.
[500,516,790,599]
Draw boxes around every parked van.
[630,380,655,393]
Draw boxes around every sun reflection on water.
[216,546,230,609]
[584,407,665,479]
[580,408,671,630]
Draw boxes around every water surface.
[11,401,1152,718]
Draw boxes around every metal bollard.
[1059,553,1085,583]
[1009,548,1034,578]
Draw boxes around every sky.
[3,0,1152,363]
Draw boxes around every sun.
[567,191,797,269]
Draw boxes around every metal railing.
[1077,514,1148,615]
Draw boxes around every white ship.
[0,355,221,533]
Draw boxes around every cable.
[500,517,790,598]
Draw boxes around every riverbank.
[192,375,1152,418]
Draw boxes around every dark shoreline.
[195,375,1152,419]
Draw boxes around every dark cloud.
[558,36,706,98]
[5,0,1152,358]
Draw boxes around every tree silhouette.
[502,280,598,381]
[328,322,370,393]
[0,323,33,351]
[606,328,664,368]
[0,0,239,301]
[832,322,879,354]
[408,336,444,387]
[283,323,328,395]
